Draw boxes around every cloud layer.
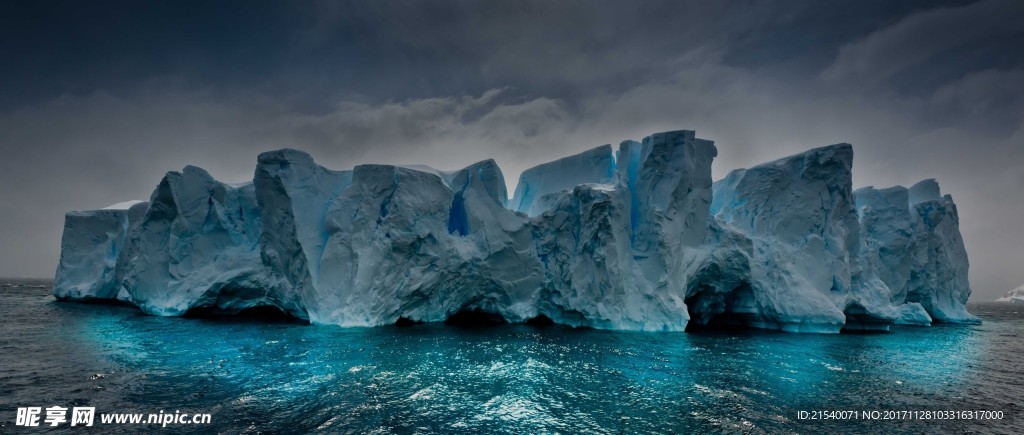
[1,0,1021,300]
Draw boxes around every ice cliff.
[855,181,979,324]
[54,129,980,332]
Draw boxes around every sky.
[0,0,1021,301]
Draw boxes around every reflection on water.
[1,280,1021,433]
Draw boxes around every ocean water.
[1,279,1020,434]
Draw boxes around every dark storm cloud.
[0,0,1021,300]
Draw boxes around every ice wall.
[855,180,979,324]
[54,129,978,331]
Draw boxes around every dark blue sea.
[1,278,1021,434]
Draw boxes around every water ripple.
[0,282,1020,434]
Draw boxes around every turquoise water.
[1,280,1021,433]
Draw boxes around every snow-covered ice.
[996,284,1024,304]
[509,144,615,217]
[101,200,145,210]
[54,129,980,332]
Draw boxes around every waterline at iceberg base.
[54,129,979,332]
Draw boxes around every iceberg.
[995,284,1024,304]
[54,129,980,332]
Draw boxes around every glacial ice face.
[315,163,537,326]
[54,128,979,332]
[124,166,267,316]
[855,186,917,304]
[905,181,978,323]
[527,131,718,331]
[855,180,980,324]
[254,149,353,320]
[704,144,905,332]
[54,209,130,301]
[509,145,615,216]
[54,201,148,302]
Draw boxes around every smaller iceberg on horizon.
[996,284,1024,304]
